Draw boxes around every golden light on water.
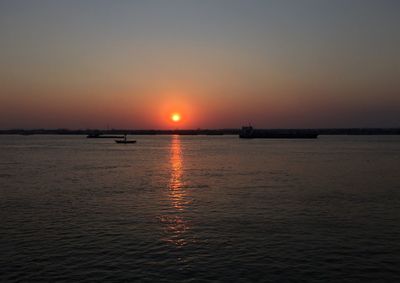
[169,135,185,210]
[159,135,190,247]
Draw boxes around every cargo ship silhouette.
[239,126,318,139]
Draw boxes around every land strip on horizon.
[1,128,400,136]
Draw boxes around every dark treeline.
[1,128,400,135]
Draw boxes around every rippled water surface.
[1,135,400,282]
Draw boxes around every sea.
[1,135,400,282]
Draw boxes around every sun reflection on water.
[169,135,185,210]
[160,135,190,247]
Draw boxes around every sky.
[0,0,399,129]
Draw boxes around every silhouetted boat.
[115,134,136,144]
[239,126,318,139]
[115,140,136,144]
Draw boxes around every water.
[1,135,400,282]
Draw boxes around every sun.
[171,113,181,122]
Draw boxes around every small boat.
[115,134,136,144]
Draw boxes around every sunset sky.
[1,0,399,129]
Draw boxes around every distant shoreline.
[1,128,400,135]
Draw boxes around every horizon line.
[1,127,400,131]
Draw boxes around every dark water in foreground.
[1,135,400,282]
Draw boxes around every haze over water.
[1,135,400,282]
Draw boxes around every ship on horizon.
[239,126,318,139]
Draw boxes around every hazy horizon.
[1,0,399,129]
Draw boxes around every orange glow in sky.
[1,2,400,129]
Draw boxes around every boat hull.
[115,140,137,144]
[239,133,318,139]
[239,129,318,139]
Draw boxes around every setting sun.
[171,113,181,122]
